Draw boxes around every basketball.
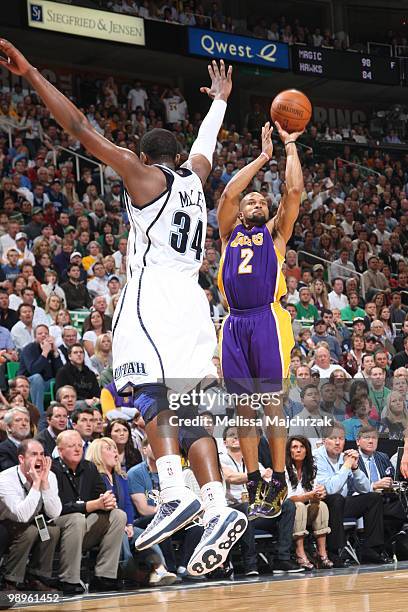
[270,89,312,133]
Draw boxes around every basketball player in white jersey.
[0,40,247,575]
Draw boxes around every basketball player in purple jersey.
[217,121,304,518]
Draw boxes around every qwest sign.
[27,0,145,46]
[188,28,289,70]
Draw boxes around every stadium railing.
[51,146,105,196]
[297,251,365,299]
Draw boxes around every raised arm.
[185,59,232,184]
[268,122,304,255]
[0,39,139,180]
[217,122,273,241]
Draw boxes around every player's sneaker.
[187,508,248,576]
[255,478,288,519]
[247,478,267,521]
[135,488,202,551]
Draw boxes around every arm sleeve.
[0,476,42,523]
[42,472,62,519]
[188,99,227,166]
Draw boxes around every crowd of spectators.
[0,66,407,595]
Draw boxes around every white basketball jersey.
[122,164,206,279]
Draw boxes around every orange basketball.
[270,89,312,133]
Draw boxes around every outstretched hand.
[0,39,31,76]
[274,121,304,146]
[261,122,273,160]
[200,59,232,102]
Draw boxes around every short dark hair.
[322,421,345,438]
[71,407,94,424]
[67,263,80,273]
[300,383,319,399]
[68,343,84,355]
[46,403,68,419]
[17,303,34,315]
[17,438,43,456]
[140,128,178,164]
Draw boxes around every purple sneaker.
[255,478,288,519]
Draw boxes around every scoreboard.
[292,46,400,86]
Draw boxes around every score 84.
[361,57,372,80]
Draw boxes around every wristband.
[285,141,297,146]
[260,151,270,161]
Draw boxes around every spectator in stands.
[18,324,63,423]
[295,287,319,323]
[289,385,328,448]
[83,310,108,358]
[55,344,100,401]
[368,366,391,415]
[52,430,127,595]
[0,290,19,330]
[330,249,356,282]
[315,423,388,565]
[87,261,108,297]
[286,436,332,570]
[69,407,96,456]
[57,325,80,364]
[379,392,408,440]
[341,293,366,322]
[389,292,407,326]
[356,426,406,538]
[105,418,141,472]
[311,319,341,362]
[0,439,61,590]
[328,278,348,311]
[344,394,378,441]
[0,407,31,471]
[36,403,68,456]
[55,385,77,424]
[2,248,21,280]
[311,346,347,378]
[61,263,92,311]
[391,335,408,371]
[11,303,34,351]
[90,333,113,376]
[86,295,112,331]
[362,256,390,298]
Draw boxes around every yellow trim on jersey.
[218,313,229,371]
[217,249,229,310]
[273,244,288,302]
[271,301,295,379]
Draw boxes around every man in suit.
[357,425,406,539]
[315,422,389,565]
[0,407,31,471]
[36,404,68,456]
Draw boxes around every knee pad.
[133,384,169,426]
[177,405,214,454]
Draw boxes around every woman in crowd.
[44,293,63,326]
[329,368,349,418]
[86,437,176,586]
[33,252,53,284]
[9,275,27,310]
[310,279,329,312]
[344,394,378,441]
[49,308,75,345]
[90,332,113,376]
[347,335,365,372]
[83,310,107,358]
[41,269,67,305]
[374,291,386,316]
[286,436,332,570]
[347,379,379,420]
[353,247,368,274]
[105,418,142,472]
[7,389,40,436]
[379,391,408,440]
[378,305,395,341]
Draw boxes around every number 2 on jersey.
[238,248,254,274]
[170,211,203,261]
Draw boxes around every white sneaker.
[187,507,248,576]
[148,569,178,586]
[135,488,203,551]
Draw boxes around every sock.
[247,469,262,483]
[273,471,286,484]
[201,481,227,521]
[156,455,185,498]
